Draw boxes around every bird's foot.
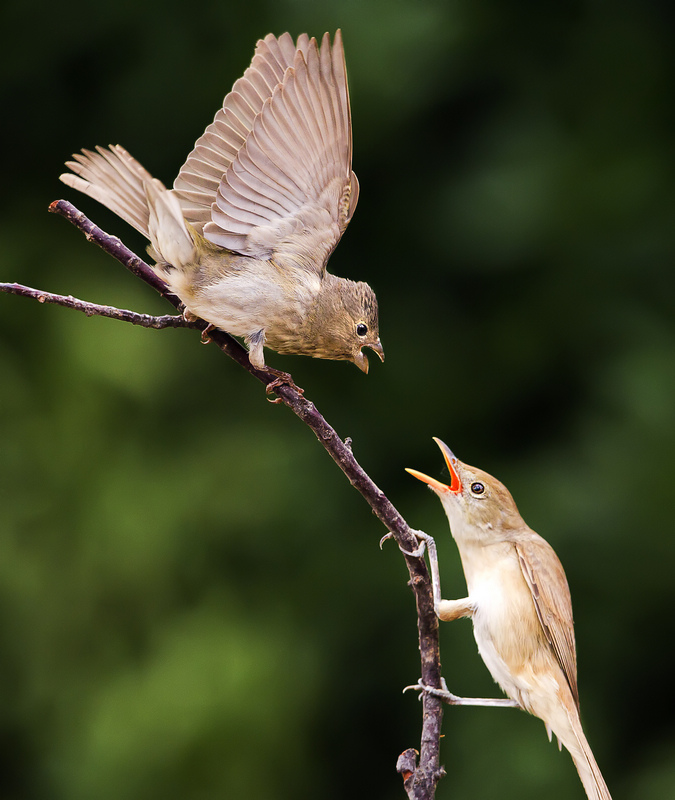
[181,307,201,325]
[379,529,433,559]
[404,678,519,708]
[264,369,304,402]
[403,678,455,702]
[200,323,215,344]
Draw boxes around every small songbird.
[60,31,383,373]
[406,438,612,800]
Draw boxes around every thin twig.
[0,282,193,329]
[48,200,167,292]
[46,199,295,389]
[3,199,446,799]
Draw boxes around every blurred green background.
[1,1,674,798]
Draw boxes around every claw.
[402,680,426,701]
[379,532,393,550]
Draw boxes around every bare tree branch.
[0,282,193,329]
[2,199,446,799]
[45,200,302,388]
[48,200,167,292]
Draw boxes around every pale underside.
[458,531,578,713]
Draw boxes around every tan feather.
[173,31,304,230]
[60,145,158,238]
[203,32,355,270]
[515,536,580,709]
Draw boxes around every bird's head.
[308,277,384,372]
[406,438,523,540]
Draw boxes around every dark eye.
[356,323,368,337]
[470,482,485,495]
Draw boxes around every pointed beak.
[405,438,463,494]
[405,467,451,494]
[369,339,385,363]
[353,340,384,374]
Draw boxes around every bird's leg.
[413,530,443,615]
[406,532,475,621]
[380,529,444,615]
[381,530,475,620]
[244,330,304,398]
[405,678,520,708]
[246,330,267,369]
[389,532,517,709]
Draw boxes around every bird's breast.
[166,253,321,340]
[461,542,549,703]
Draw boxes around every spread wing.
[174,31,358,274]
[515,534,579,709]
[174,32,306,231]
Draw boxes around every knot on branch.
[396,748,446,798]
[396,748,418,792]
[396,747,446,800]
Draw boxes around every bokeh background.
[1,1,674,798]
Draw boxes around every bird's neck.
[296,273,347,340]
[456,535,518,592]
[443,512,519,589]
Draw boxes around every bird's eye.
[356,323,368,337]
[470,482,485,496]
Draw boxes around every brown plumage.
[407,438,612,800]
[60,32,383,372]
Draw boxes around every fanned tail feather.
[60,145,156,240]
[61,145,194,266]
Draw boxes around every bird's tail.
[60,146,195,267]
[60,145,156,239]
[558,711,612,800]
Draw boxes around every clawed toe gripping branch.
[2,200,446,799]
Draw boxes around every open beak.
[353,349,369,373]
[353,340,385,374]
[406,437,463,494]
[369,339,385,363]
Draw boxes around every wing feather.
[515,535,580,709]
[173,31,357,272]
[173,33,301,230]
[203,31,357,271]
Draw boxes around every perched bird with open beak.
[406,439,612,800]
[60,31,383,374]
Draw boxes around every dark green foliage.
[1,2,674,797]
